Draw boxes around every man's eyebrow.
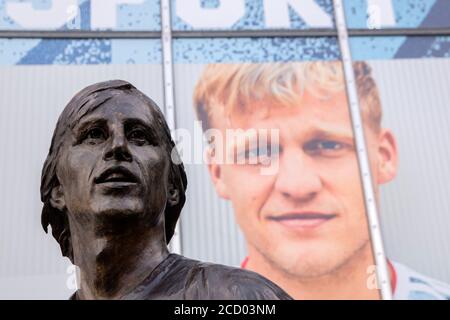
[308,128,355,143]
[73,118,107,135]
[225,130,267,156]
[124,118,159,139]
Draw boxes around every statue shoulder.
[181,258,292,300]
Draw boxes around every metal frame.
[333,0,393,300]
[1,28,450,39]
[160,0,182,255]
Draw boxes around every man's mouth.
[267,212,337,230]
[94,167,139,187]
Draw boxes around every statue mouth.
[94,166,140,185]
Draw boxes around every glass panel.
[0,0,161,31]
[0,39,164,299]
[350,36,450,298]
[173,36,385,299]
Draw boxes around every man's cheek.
[62,151,97,194]
[66,148,98,172]
[240,177,273,215]
[227,177,256,211]
[326,157,362,188]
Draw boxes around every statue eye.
[84,127,107,144]
[128,129,149,146]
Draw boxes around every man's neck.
[69,214,169,300]
[246,243,383,300]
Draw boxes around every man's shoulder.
[178,256,292,300]
[392,261,450,300]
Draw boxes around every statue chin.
[94,207,143,217]
[88,198,145,217]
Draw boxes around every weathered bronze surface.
[40,80,292,300]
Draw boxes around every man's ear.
[50,184,66,211]
[167,185,180,207]
[376,129,398,184]
[206,147,230,200]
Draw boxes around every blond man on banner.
[193,61,450,300]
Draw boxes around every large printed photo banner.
[172,36,391,300]
[0,0,449,300]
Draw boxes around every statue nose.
[103,134,132,162]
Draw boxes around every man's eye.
[318,141,342,150]
[245,148,259,159]
[83,128,106,144]
[239,146,280,165]
[304,140,347,156]
[128,129,149,145]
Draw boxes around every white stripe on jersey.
[392,261,450,300]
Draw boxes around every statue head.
[40,80,187,263]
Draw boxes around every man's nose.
[103,131,132,162]
[274,149,322,201]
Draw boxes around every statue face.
[55,92,170,224]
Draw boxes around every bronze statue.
[40,80,292,300]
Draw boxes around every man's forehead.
[76,93,156,126]
[208,90,355,152]
[213,89,351,129]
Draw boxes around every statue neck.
[68,213,169,300]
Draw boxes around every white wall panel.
[0,64,163,299]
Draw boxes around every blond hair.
[193,61,382,132]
